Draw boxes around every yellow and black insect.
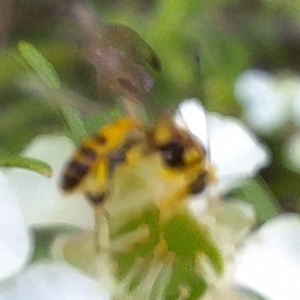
[60,100,223,300]
[61,100,213,220]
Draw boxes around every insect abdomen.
[61,118,141,194]
[61,144,98,192]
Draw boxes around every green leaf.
[231,178,280,223]
[18,40,61,90]
[1,156,52,177]
[61,105,87,147]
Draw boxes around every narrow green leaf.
[232,178,280,223]
[18,40,61,90]
[1,156,52,177]
[62,105,87,147]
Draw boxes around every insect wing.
[175,98,209,153]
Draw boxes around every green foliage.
[232,178,280,223]
[61,106,86,147]
[84,115,108,136]
[18,41,61,90]
[0,156,52,177]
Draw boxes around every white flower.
[235,70,300,178]
[234,69,300,134]
[0,172,110,299]
[4,136,95,230]
[234,214,300,300]
[0,173,32,281]
[1,263,110,300]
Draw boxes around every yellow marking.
[183,148,203,165]
[93,118,141,153]
[95,160,108,185]
[153,123,173,146]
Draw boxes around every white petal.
[3,263,110,300]
[234,70,289,134]
[5,136,94,230]
[190,199,255,252]
[175,98,269,194]
[234,214,300,300]
[207,113,270,193]
[51,232,116,289]
[175,98,208,150]
[0,172,32,280]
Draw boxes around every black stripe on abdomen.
[61,160,90,192]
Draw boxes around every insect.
[61,100,213,221]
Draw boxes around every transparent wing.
[175,98,209,153]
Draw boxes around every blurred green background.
[1,0,300,219]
